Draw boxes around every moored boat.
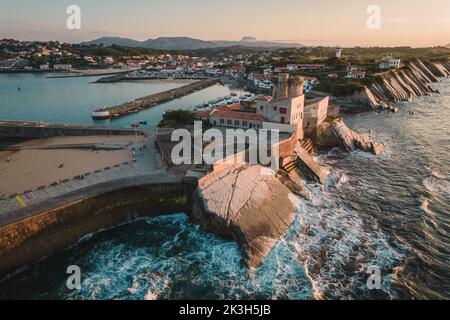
[92,107,111,120]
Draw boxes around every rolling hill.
[81,36,304,50]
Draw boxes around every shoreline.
[0,60,448,281]
[45,68,140,79]
[0,135,146,196]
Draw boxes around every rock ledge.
[193,165,298,268]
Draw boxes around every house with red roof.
[205,104,265,129]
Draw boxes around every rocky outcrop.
[331,119,384,155]
[334,87,381,113]
[315,119,383,155]
[193,165,299,269]
[336,59,450,113]
[428,61,450,77]
[315,121,341,148]
[369,59,450,103]
[295,143,330,184]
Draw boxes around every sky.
[1,0,449,47]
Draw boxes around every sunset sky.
[1,0,449,47]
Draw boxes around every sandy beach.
[0,135,145,196]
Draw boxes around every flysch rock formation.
[315,119,384,155]
[334,59,450,113]
[193,164,299,269]
[369,60,450,103]
[331,119,384,155]
[334,87,381,113]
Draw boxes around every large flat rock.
[193,165,299,269]
[331,119,384,155]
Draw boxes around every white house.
[388,58,401,69]
[255,74,305,127]
[379,55,401,70]
[303,97,330,133]
[347,70,366,79]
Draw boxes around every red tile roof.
[254,95,272,102]
[210,104,265,121]
[217,104,242,111]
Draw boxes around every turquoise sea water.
[0,73,239,128]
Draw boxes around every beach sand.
[0,135,145,196]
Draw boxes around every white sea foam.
[289,167,405,299]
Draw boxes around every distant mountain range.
[80,36,304,50]
[446,44,450,48]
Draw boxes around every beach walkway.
[0,133,173,215]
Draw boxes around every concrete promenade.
[0,133,174,215]
[0,119,145,139]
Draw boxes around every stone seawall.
[0,120,145,139]
[0,175,196,275]
[102,78,220,116]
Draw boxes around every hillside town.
[0,38,410,96]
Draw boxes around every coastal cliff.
[338,59,450,113]
[193,165,299,269]
[334,87,380,113]
[316,118,384,155]
[369,60,450,103]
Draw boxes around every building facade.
[303,96,330,135]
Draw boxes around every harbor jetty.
[45,68,140,79]
[0,120,145,139]
[92,78,220,120]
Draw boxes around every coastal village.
[1,0,450,301]
[0,38,410,94]
[1,38,450,275]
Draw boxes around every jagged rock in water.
[295,143,330,184]
[331,119,384,155]
[193,165,299,269]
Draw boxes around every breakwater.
[0,120,145,139]
[0,175,196,275]
[92,78,220,119]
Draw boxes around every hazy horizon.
[1,0,449,47]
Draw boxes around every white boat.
[92,107,111,120]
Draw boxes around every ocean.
[0,74,448,300]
